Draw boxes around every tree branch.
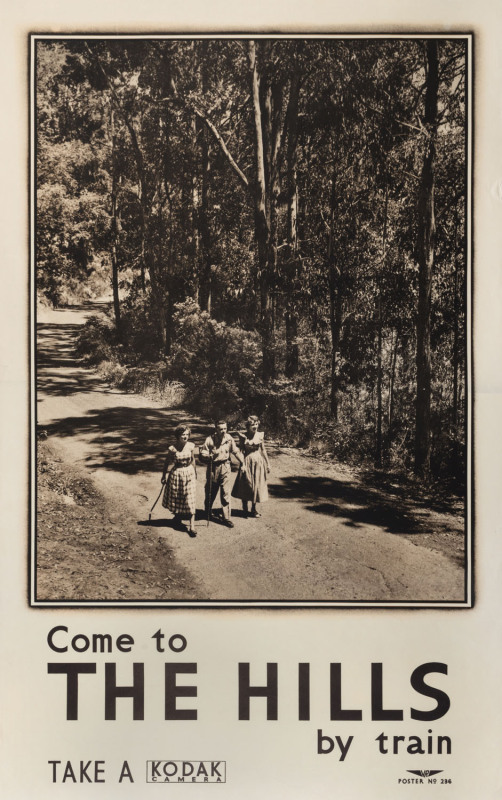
[191,106,249,192]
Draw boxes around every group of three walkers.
[161,417,270,536]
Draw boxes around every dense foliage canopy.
[36,36,468,484]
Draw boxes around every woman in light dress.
[161,425,197,535]
[232,415,270,518]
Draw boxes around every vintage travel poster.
[1,1,501,798]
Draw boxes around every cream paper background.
[1,1,500,797]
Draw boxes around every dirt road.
[36,304,466,605]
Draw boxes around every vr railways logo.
[407,770,443,778]
[146,761,226,783]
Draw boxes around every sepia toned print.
[33,34,471,607]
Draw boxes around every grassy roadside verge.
[36,438,202,602]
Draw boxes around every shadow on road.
[40,406,210,474]
[268,474,462,538]
[137,517,197,536]
[37,321,109,397]
[37,307,210,470]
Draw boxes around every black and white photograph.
[33,34,471,607]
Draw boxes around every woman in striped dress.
[161,425,197,535]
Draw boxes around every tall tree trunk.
[134,144,150,293]
[193,41,214,314]
[198,124,213,314]
[164,292,174,356]
[284,304,298,377]
[249,40,276,382]
[387,328,399,443]
[328,163,342,420]
[375,294,383,467]
[110,108,122,337]
[284,69,301,378]
[375,183,389,467]
[191,112,201,307]
[415,39,439,477]
[452,208,460,435]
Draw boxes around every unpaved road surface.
[36,304,466,604]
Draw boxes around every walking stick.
[148,481,165,522]
[207,455,213,527]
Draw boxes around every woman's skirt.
[232,451,268,504]
[162,465,196,515]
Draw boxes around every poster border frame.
[29,30,474,610]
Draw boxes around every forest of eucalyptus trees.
[35,36,468,484]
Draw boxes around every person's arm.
[199,437,212,463]
[161,448,175,482]
[190,443,197,479]
[230,435,245,467]
[260,440,270,472]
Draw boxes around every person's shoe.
[204,506,218,521]
[222,518,234,528]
